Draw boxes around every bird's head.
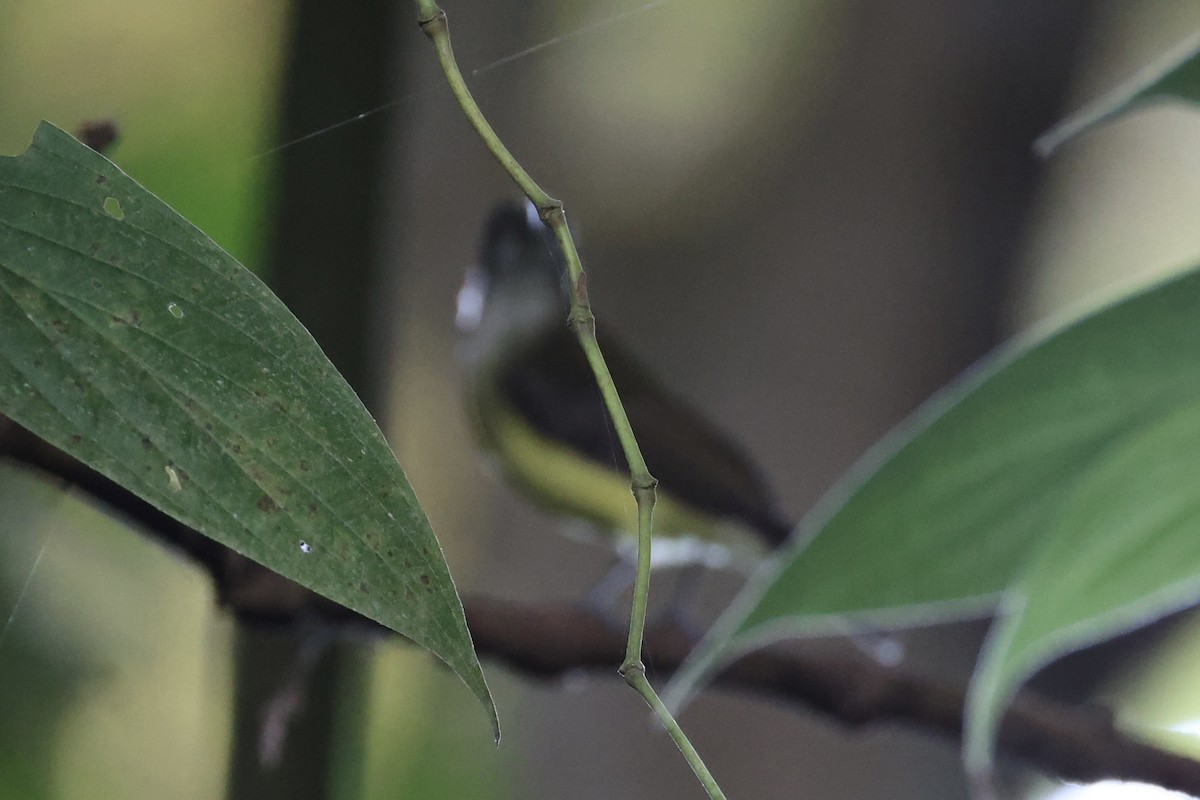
[456,202,568,365]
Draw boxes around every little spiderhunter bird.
[456,202,794,573]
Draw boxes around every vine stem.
[413,3,726,798]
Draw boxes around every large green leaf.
[0,122,496,736]
[1035,31,1200,156]
[965,400,1200,781]
[667,264,1200,775]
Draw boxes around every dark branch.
[466,596,1200,795]
[3,416,1199,795]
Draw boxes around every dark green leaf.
[1036,32,1200,156]
[0,122,496,736]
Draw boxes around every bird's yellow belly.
[477,395,722,545]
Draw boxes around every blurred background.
[3,1,1200,798]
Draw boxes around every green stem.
[625,480,656,665]
[414,3,725,798]
[415,5,553,211]
[622,665,728,800]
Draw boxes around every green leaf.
[965,400,1200,780]
[0,122,496,736]
[667,265,1200,772]
[1035,31,1200,156]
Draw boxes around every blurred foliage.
[0,2,283,798]
[0,0,287,268]
[1016,4,1200,328]
[0,470,88,800]
[0,463,233,800]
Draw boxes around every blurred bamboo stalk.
[226,2,405,798]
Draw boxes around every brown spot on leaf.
[307,503,318,516]
[257,495,279,513]
[420,574,430,587]
[140,436,152,449]
[299,460,310,472]
[70,434,82,445]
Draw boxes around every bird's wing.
[499,325,792,545]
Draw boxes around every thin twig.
[412,3,720,796]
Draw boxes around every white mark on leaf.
[165,465,182,492]
[102,196,124,220]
